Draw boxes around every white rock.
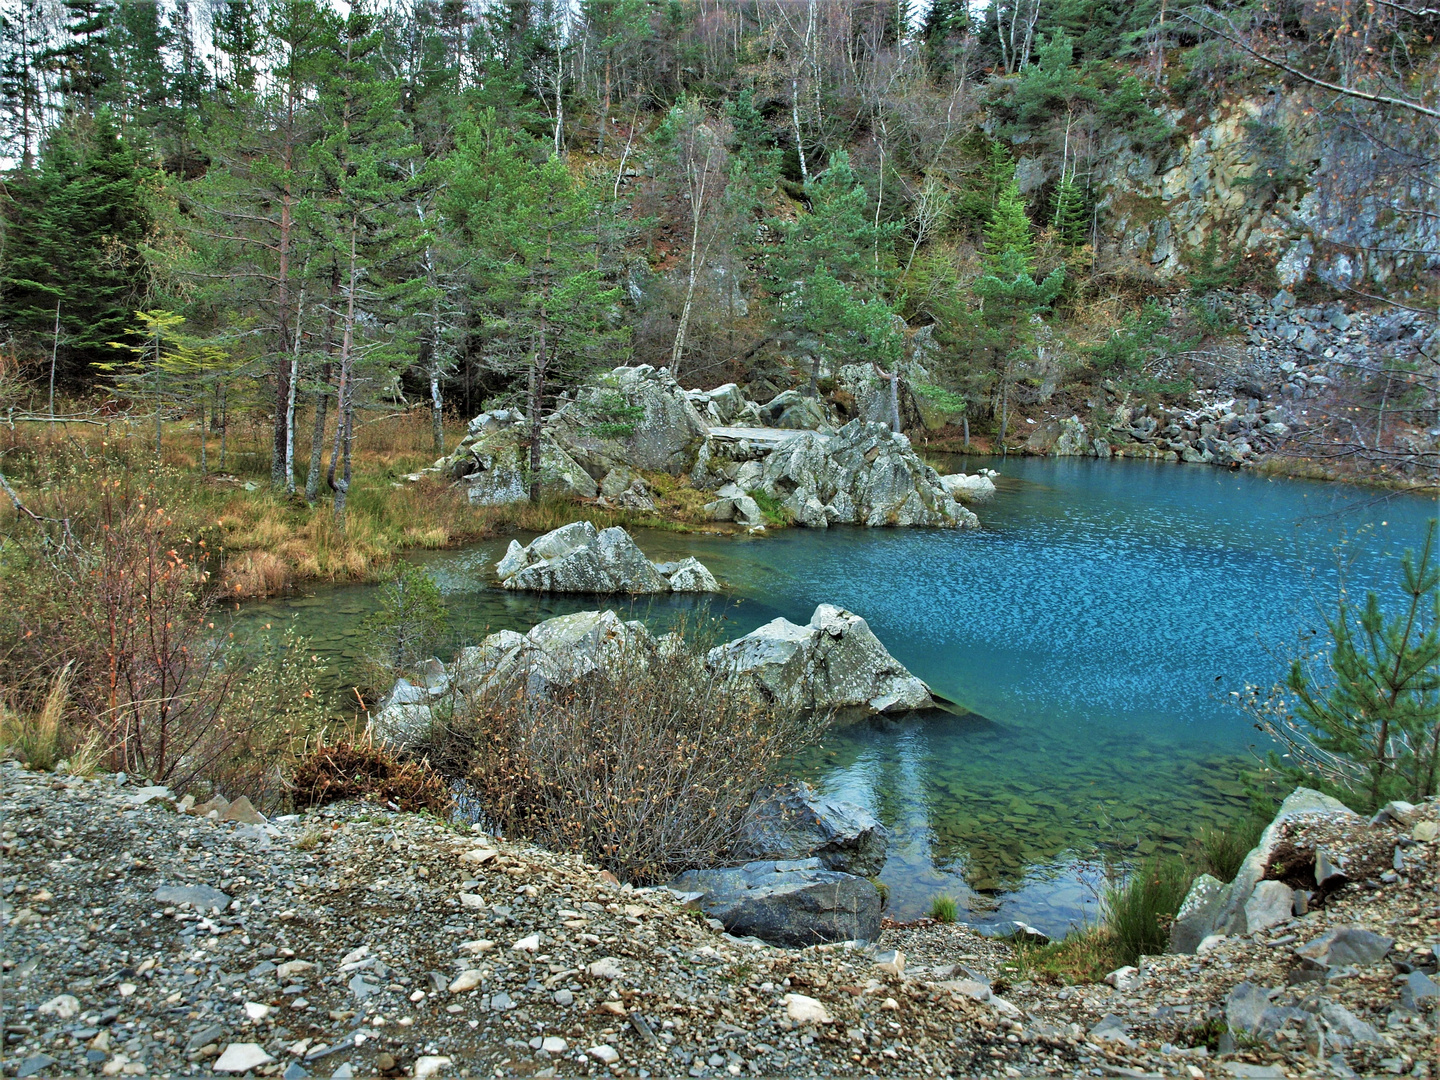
[458,893,487,910]
[1104,966,1139,991]
[118,983,136,997]
[587,957,624,980]
[37,995,80,1019]
[276,960,315,979]
[448,969,483,993]
[244,1001,271,1020]
[587,1045,620,1065]
[782,993,833,1025]
[339,945,369,967]
[512,933,541,952]
[413,1055,453,1079]
[458,939,495,955]
[460,847,498,865]
[213,1043,275,1073]
[541,1036,568,1053]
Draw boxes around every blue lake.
[236,457,1437,933]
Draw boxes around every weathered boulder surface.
[554,365,710,476]
[1169,787,1359,952]
[495,522,719,595]
[447,609,661,705]
[750,421,977,529]
[669,858,882,947]
[708,603,934,724]
[735,781,888,877]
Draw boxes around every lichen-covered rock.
[707,603,934,724]
[656,557,720,593]
[752,420,976,529]
[449,610,659,701]
[735,781,888,877]
[496,522,715,595]
[758,389,835,431]
[668,858,882,947]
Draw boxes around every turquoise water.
[235,457,1437,932]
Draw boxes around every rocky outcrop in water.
[494,522,718,595]
[746,421,977,529]
[708,603,935,724]
[939,471,997,502]
[373,603,932,747]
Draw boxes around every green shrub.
[930,894,960,923]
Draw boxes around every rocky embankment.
[6,766,1440,1079]
[494,524,719,595]
[1017,296,1439,470]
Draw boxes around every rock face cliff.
[1034,90,1439,290]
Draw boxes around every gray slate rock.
[1400,970,1439,1011]
[1294,927,1394,969]
[734,781,888,877]
[669,858,882,947]
[1171,873,1230,954]
[708,603,933,724]
[496,522,717,595]
[1244,879,1296,934]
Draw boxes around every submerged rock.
[735,781,888,877]
[495,522,718,595]
[669,858,882,947]
[708,603,934,723]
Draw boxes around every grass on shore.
[2,405,722,596]
[1007,794,1277,984]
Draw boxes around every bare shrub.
[289,732,453,814]
[432,636,829,885]
[2,483,329,795]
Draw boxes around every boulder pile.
[494,522,718,595]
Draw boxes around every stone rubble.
[4,764,1440,1079]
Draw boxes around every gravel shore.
[4,763,1436,1078]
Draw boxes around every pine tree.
[446,116,628,500]
[973,169,1064,447]
[0,0,47,169]
[0,113,157,388]
[1051,174,1088,249]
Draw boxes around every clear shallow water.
[234,457,1437,933]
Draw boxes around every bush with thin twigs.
[430,632,829,885]
[289,733,453,815]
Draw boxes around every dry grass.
[289,732,454,815]
[0,665,73,771]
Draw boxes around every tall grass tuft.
[1104,855,1194,966]
[0,664,72,771]
[930,894,960,923]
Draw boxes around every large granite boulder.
[553,365,710,476]
[685,383,761,427]
[669,858,882,946]
[834,364,926,432]
[750,420,977,529]
[759,389,835,431]
[735,781,888,876]
[1168,787,1359,952]
[495,523,719,594]
[708,603,934,724]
